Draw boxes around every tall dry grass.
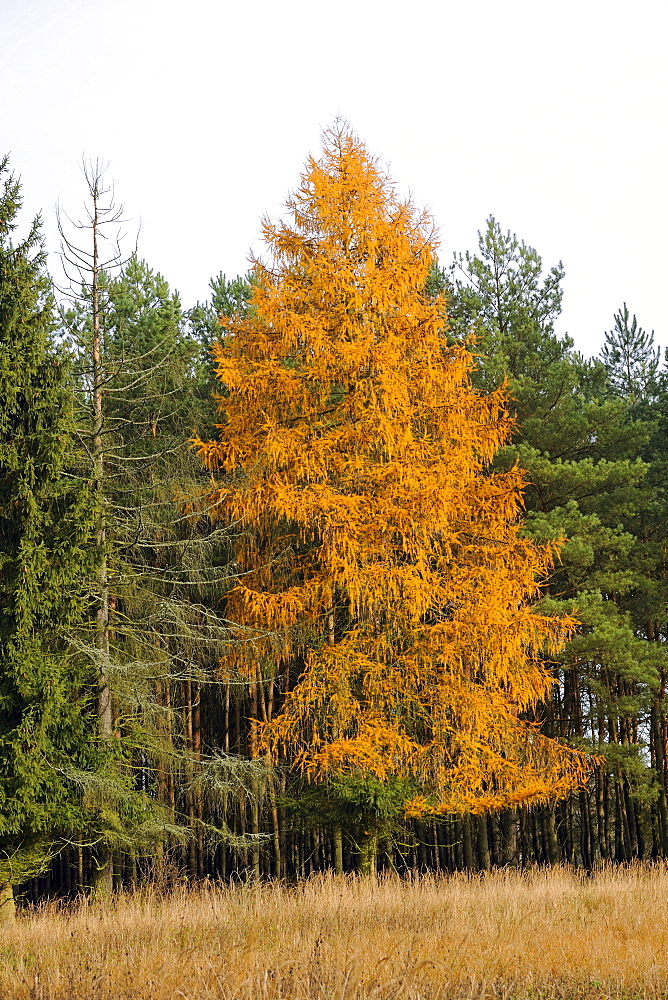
[2,865,668,999]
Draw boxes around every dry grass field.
[2,865,668,999]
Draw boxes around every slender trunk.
[596,766,607,859]
[563,799,574,865]
[623,777,638,857]
[239,787,248,873]
[605,771,614,859]
[462,813,474,870]
[579,790,592,868]
[312,828,321,872]
[532,809,544,862]
[185,678,197,878]
[501,809,518,866]
[488,814,499,867]
[652,696,668,855]
[633,797,646,859]
[333,825,344,874]
[192,679,205,877]
[156,681,168,805]
[248,679,261,880]
[418,826,428,869]
[256,668,281,877]
[476,814,491,871]
[165,679,175,815]
[92,203,112,742]
[89,186,114,898]
[546,805,559,865]
[251,781,261,880]
[235,692,242,754]
[65,846,73,896]
[616,771,633,860]
[279,770,288,878]
[224,681,230,753]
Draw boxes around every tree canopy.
[195,127,592,817]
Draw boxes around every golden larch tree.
[195,125,591,817]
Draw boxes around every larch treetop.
[194,125,592,815]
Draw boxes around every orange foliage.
[194,125,592,815]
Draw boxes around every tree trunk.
[501,809,518,866]
[476,815,491,871]
[462,813,474,870]
[91,857,114,898]
[546,805,559,865]
[185,678,197,878]
[652,697,668,855]
[596,767,607,859]
[89,180,114,899]
[251,779,261,881]
[333,824,344,875]
[0,883,15,923]
[359,830,378,875]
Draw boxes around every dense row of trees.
[1,129,666,916]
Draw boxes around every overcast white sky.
[1,0,666,358]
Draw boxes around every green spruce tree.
[0,156,96,918]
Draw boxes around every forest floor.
[2,865,668,999]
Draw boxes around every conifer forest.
[2,125,668,917]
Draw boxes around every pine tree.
[187,272,253,352]
[449,220,664,862]
[186,272,254,439]
[195,127,592,854]
[0,156,96,918]
[600,303,660,403]
[449,216,568,398]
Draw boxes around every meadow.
[2,865,668,999]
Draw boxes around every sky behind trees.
[0,0,665,356]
